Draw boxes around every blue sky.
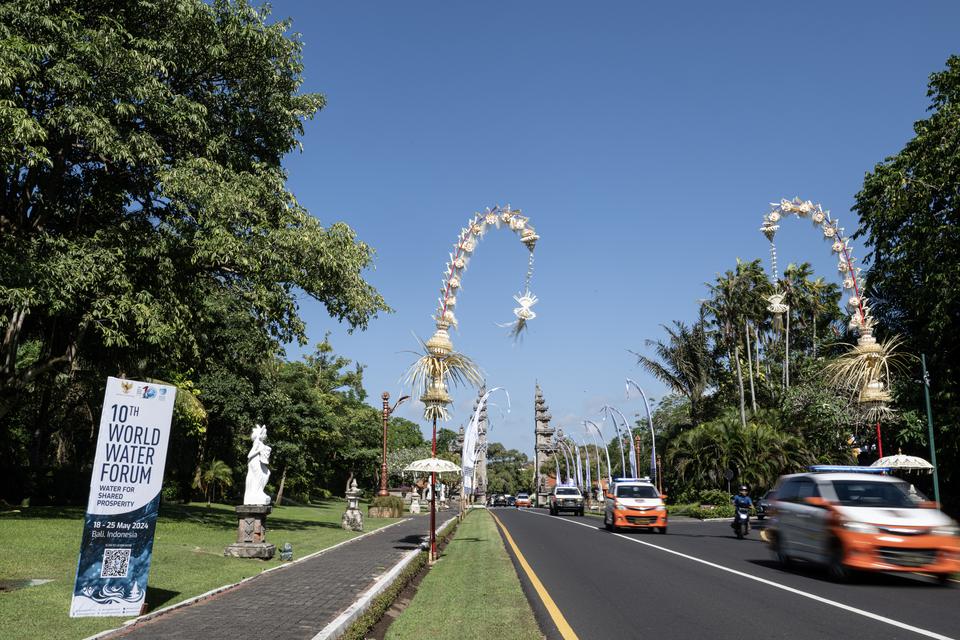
[268,1,959,454]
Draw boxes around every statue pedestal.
[224,505,276,559]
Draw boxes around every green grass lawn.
[0,499,397,640]
[386,509,543,640]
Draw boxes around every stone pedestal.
[224,505,276,559]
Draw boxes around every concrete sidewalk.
[102,512,447,640]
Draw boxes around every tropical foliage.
[0,1,393,505]
[853,54,960,512]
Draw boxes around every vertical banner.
[70,377,177,618]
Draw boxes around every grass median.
[385,509,543,640]
[0,499,397,640]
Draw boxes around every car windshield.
[831,480,917,508]
[616,485,659,498]
[556,488,579,495]
[517,494,528,499]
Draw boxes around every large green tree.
[0,0,388,419]
[854,54,960,510]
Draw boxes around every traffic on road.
[486,468,959,640]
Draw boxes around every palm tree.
[193,459,234,505]
[668,410,816,492]
[630,309,713,425]
[706,269,747,427]
[732,259,772,412]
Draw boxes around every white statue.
[244,425,272,505]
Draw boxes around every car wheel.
[757,514,766,520]
[577,508,584,517]
[772,532,792,568]
[936,574,955,588]
[657,526,667,534]
[827,540,852,583]
[603,513,612,530]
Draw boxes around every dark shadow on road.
[745,558,945,588]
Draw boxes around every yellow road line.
[490,511,579,640]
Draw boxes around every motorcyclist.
[731,485,752,532]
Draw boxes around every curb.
[84,517,414,640]
[312,514,459,640]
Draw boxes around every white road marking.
[520,509,956,640]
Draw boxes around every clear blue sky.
[268,1,959,455]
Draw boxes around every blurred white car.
[769,468,959,584]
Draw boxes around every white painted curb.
[83,517,413,640]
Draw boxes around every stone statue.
[244,424,272,505]
[341,478,363,531]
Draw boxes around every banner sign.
[70,377,177,618]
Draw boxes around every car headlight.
[654,506,666,512]
[842,521,879,534]
[932,523,959,537]
[616,503,629,511]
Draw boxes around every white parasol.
[870,449,934,472]
[404,457,462,474]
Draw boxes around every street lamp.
[626,378,657,491]
[379,392,411,497]
[584,420,612,484]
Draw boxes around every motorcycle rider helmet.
[738,485,749,494]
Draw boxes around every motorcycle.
[732,506,750,539]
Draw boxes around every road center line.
[490,511,579,640]
[521,509,955,640]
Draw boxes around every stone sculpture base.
[341,508,363,532]
[225,504,276,560]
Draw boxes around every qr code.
[100,548,131,578]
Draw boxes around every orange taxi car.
[769,467,960,584]
[603,478,668,534]
[515,492,531,508]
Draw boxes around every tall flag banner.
[70,377,177,617]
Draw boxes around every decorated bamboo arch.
[760,197,901,452]
[407,204,540,423]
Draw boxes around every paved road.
[492,508,959,640]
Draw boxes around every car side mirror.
[919,500,940,509]
[604,493,613,500]
[660,494,668,500]
[803,496,829,508]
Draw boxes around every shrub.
[371,495,405,511]
[689,504,735,519]
[697,489,731,506]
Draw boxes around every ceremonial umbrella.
[405,457,460,563]
[404,458,462,474]
[870,449,934,472]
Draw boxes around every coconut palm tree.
[630,310,713,425]
[193,458,233,505]
[706,269,748,427]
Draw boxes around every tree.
[631,309,714,424]
[387,417,427,450]
[706,267,748,427]
[192,459,233,505]
[853,55,960,511]
[436,428,458,454]
[0,0,389,419]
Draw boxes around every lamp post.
[626,379,657,489]
[379,392,411,497]
[922,354,941,505]
[584,419,612,484]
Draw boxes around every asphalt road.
[491,508,959,640]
